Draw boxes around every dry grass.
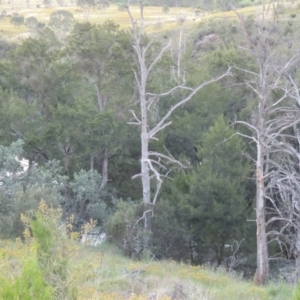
[2,0,298,41]
[0,1,275,40]
[0,3,199,39]
[0,238,295,300]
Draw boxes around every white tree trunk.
[100,148,109,190]
[95,82,105,112]
[127,3,231,251]
[255,141,269,284]
[95,82,109,190]
[177,26,183,80]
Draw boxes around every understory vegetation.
[0,202,295,299]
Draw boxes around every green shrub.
[0,259,53,300]
[105,200,144,258]
[239,0,253,8]
[0,185,60,239]
[117,3,127,11]
[0,201,78,300]
[10,13,24,26]
[28,200,77,300]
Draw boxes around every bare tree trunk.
[217,241,225,267]
[59,145,71,176]
[90,154,94,171]
[170,44,176,80]
[255,141,268,284]
[100,148,109,190]
[177,26,183,80]
[95,82,105,112]
[140,69,151,207]
[63,155,69,176]
[139,44,152,246]
[94,82,110,190]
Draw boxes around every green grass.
[44,243,298,300]
[0,238,296,300]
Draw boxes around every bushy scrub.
[67,169,110,231]
[239,0,253,7]
[105,200,144,258]
[27,200,78,300]
[0,140,64,239]
[11,185,60,238]
[0,184,60,239]
[151,199,189,261]
[0,200,78,300]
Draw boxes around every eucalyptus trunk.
[95,82,109,190]
[100,148,109,190]
[255,141,268,284]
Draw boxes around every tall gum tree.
[67,21,133,189]
[126,2,231,248]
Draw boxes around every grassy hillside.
[0,199,297,299]
[0,238,295,300]
[1,4,196,39]
[2,2,300,42]
[75,244,295,300]
[0,1,280,40]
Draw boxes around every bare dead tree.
[226,237,246,273]
[265,145,300,282]
[263,74,300,283]
[232,4,300,284]
[172,15,187,82]
[126,2,231,249]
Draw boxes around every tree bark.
[139,46,152,244]
[95,81,109,190]
[100,148,109,190]
[95,82,105,112]
[140,76,151,206]
[63,146,70,176]
[255,141,268,284]
[90,154,94,171]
